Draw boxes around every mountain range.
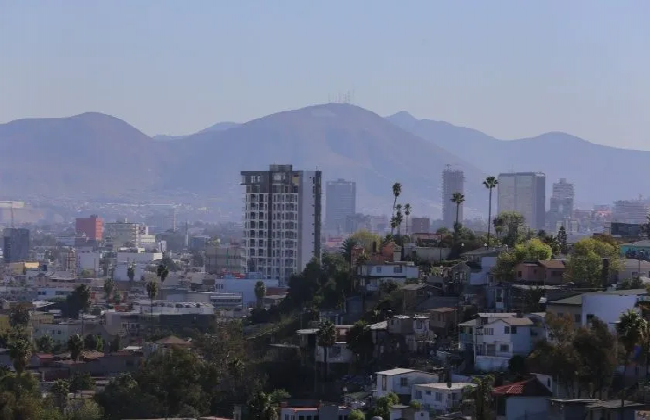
[0,103,647,219]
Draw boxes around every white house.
[374,368,440,399]
[411,382,475,413]
[582,290,645,330]
[359,262,420,292]
[475,316,535,372]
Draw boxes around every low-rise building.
[359,262,420,292]
[411,382,474,414]
[374,368,440,400]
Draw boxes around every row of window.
[482,326,518,335]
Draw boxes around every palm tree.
[390,183,402,235]
[8,336,32,375]
[67,334,84,361]
[317,320,337,381]
[146,281,159,324]
[451,192,465,229]
[617,310,646,411]
[104,278,115,303]
[156,264,170,283]
[254,281,267,309]
[482,177,498,247]
[463,375,494,420]
[51,379,70,412]
[126,264,136,283]
[395,204,403,236]
[403,203,411,236]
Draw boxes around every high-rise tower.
[325,179,356,234]
[241,164,322,282]
[442,167,465,228]
[497,172,546,230]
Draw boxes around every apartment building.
[2,227,30,263]
[442,167,464,229]
[75,215,104,241]
[241,164,322,282]
[325,178,356,234]
[497,172,546,230]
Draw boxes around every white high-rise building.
[241,164,322,282]
[325,178,356,233]
[497,172,546,230]
[442,167,465,228]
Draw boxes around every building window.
[504,326,510,334]
[499,344,509,352]
[574,314,581,323]
[425,391,431,395]
[586,314,594,323]
[400,377,408,387]
[415,390,422,399]
[511,326,517,334]
[435,392,442,401]
[484,328,493,335]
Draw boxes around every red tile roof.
[492,377,552,397]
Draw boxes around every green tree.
[496,211,525,247]
[492,238,553,281]
[67,399,103,420]
[483,176,498,247]
[619,277,645,290]
[394,204,404,237]
[51,379,70,412]
[254,281,267,309]
[564,237,620,286]
[109,336,121,352]
[573,317,616,398]
[404,203,411,236]
[617,310,646,410]
[146,281,159,319]
[127,264,136,283]
[349,409,365,420]
[65,284,91,319]
[451,192,465,232]
[557,226,569,254]
[372,392,399,420]
[390,182,401,235]
[317,320,337,381]
[104,278,115,302]
[9,303,31,329]
[346,321,374,363]
[70,372,95,393]
[36,335,54,353]
[463,375,494,420]
[8,335,32,376]
[68,334,84,361]
[247,391,279,420]
[156,264,170,283]
[113,290,122,305]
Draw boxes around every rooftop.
[548,289,648,306]
[492,377,552,397]
[414,382,473,391]
[376,368,416,376]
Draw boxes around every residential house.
[458,319,477,354]
[492,376,552,420]
[427,262,472,295]
[547,289,647,332]
[514,260,566,285]
[411,382,474,414]
[429,307,458,339]
[278,402,351,420]
[401,283,431,313]
[618,258,650,282]
[374,368,440,401]
[547,399,643,420]
[359,261,420,292]
[475,316,536,372]
[460,248,503,286]
[297,325,354,369]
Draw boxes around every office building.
[442,167,464,228]
[3,227,30,263]
[497,172,546,230]
[547,178,575,231]
[241,164,322,282]
[325,178,356,233]
[75,214,103,241]
[410,217,431,234]
[613,200,649,225]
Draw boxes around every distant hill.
[0,112,164,199]
[153,122,239,141]
[387,111,650,206]
[161,103,488,216]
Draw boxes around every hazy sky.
[2,1,650,149]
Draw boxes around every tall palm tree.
[463,375,494,420]
[146,281,159,323]
[482,177,498,247]
[617,310,646,411]
[390,183,402,235]
[67,334,84,361]
[451,192,465,231]
[403,203,411,236]
[254,281,267,309]
[51,379,70,413]
[126,263,136,283]
[395,204,403,236]
[156,264,170,283]
[317,320,337,381]
[8,336,32,376]
[104,278,115,303]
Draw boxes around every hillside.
[153,122,240,141]
[387,112,650,205]
[0,112,164,199]
[162,103,488,216]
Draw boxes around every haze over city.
[2,3,650,419]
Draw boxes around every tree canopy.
[563,237,620,286]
